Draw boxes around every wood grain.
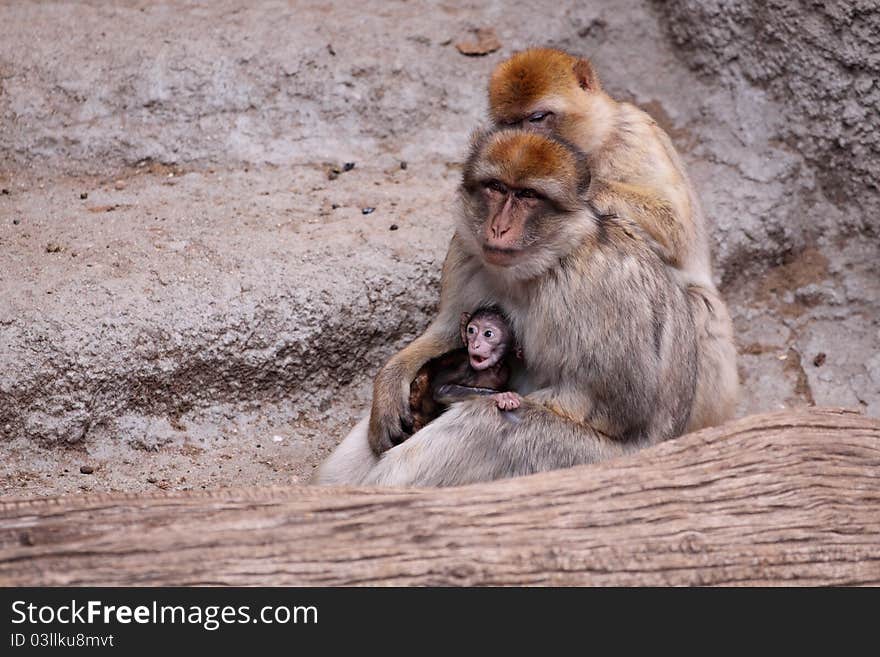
[1,407,878,586]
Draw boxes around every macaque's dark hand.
[493,391,523,411]
[368,365,414,455]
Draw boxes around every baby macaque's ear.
[459,312,472,346]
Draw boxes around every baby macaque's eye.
[467,325,476,335]
[484,330,494,338]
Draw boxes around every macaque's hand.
[493,391,523,411]
[368,365,414,455]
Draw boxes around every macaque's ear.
[460,312,472,346]
[572,58,600,92]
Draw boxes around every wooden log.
[1,407,878,586]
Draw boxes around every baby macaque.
[407,306,522,435]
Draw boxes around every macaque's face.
[478,178,552,267]
[459,131,586,280]
[465,315,510,370]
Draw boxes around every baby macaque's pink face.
[465,316,510,370]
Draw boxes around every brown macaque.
[487,48,738,431]
[312,130,701,487]
[408,306,522,436]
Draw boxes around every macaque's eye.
[528,111,552,123]
[467,325,476,335]
[484,179,507,194]
[515,188,540,199]
[484,330,494,338]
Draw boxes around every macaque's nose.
[490,196,515,239]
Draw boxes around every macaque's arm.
[433,383,500,405]
[370,326,460,453]
[591,179,682,268]
[368,238,486,455]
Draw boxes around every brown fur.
[408,349,512,434]
[485,131,579,185]
[407,306,517,434]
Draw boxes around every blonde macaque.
[488,48,738,431]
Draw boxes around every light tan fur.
[313,132,702,487]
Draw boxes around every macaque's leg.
[310,416,377,485]
[492,391,522,410]
[685,284,739,431]
[361,397,634,488]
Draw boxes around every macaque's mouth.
[469,354,491,369]
[482,245,523,266]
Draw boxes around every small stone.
[361,207,375,215]
[80,192,88,200]
[327,169,340,180]
[147,476,157,483]
[343,162,356,172]
[12,218,19,225]
[1,188,10,195]
[80,465,94,475]
[46,242,63,253]
[331,203,341,210]
[272,435,284,443]
[114,180,126,191]
[389,224,399,231]
[455,28,501,56]
[400,161,408,170]
[813,352,827,367]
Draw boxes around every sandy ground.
[1,161,453,495]
[1,1,877,498]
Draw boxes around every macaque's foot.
[493,391,522,411]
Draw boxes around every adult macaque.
[487,47,738,431]
[312,130,699,487]
[409,306,522,435]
